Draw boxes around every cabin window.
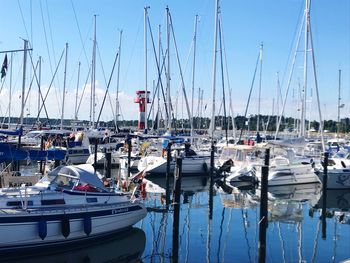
[41,199,65,205]
[86,198,98,203]
[7,201,33,206]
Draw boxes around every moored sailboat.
[0,164,147,253]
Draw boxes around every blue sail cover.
[0,127,23,136]
[0,143,66,162]
[0,143,27,161]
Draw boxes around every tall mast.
[75,61,81,120]
[157,24,161,130]
[91,15,97,128]
[337,69,341,139]
[8,53,13,127]
[191,14,198,141]
[19,40,28,127]
[301,0,310,137]
[166,6,171,130]
[115,30,123,128]
[210,0,220,138]
[37,56,42,124]
[257,42,263,134]
[61,43,68,130]
[144,7,149,131]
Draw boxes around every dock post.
[209,142,215,220]
[321,151,329,239]
[172,156,182,263]
[104,148,112,178]
[39,136,45,174]
[127,137,132,180]
[165,141,172,207]
[258,148,270,263]
[93,139,98,172]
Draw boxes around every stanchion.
[258,148,270,263]
[321,151,329,239]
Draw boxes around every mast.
[8,53,13,127]
[37,56,42,124]
[157,24,161,130]
[301,0,310,138]
[91,15,97,128]
[144,7,150,131]
[337,69,341,139]
[191,14,198,141]
[166,6,171,130]
[257,42,263,134]
[19,40,28,127]
[60,43,68,130]
[210,0,220,138]
[115,30,123,129]
[75,61,81,120]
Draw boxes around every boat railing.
[19,184,29,210]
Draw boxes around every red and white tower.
[134,90,150,130]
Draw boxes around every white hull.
[0,164,147,252]
[257,164,321,187]
[315,169,350,189]
[139,156,210,177]
[0,202,146,252]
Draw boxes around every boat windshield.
[53,174,78,190]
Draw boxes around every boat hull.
[315,169,350,189]
[0,202,147,252]
[142,156,210,177]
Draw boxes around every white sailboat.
[0,164,146,253]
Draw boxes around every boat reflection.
[144,174,210,195]
[313,189,350,224]
[268,183,322,222]
[2,227,146,263]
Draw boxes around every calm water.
[4,166,350,263]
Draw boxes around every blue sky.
[0,0,349,123]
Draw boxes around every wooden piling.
[172,156,182,263]
[258,148,270,263]
[127,138,132,180]
[39,136,45,174]
[104,149,112,178]
[166,142,172,207]
[93,139,98,172]
[321,151,329,239]
[209,142,215,220]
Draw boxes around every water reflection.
[145,174,210,195]
[2,227,145,263]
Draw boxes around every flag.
[1,54,8,79]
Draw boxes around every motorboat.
[138,153,210,178]
[314,156,350,189]
[0,164,147,253]
[218,145,262,187]
[138,142,210,177]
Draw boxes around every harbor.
[0,0,350,262]
[1,162,349,262]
